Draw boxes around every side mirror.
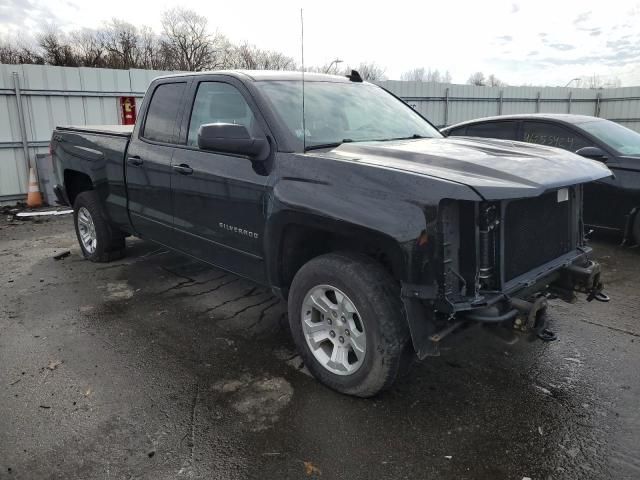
[575,146,608,162]
[197,123,268,160]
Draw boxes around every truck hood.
[327,137,612,200]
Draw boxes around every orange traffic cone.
[26,167,43,208]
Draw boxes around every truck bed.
[57,125,134,137]
[53,125,132,231]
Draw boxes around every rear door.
[169,77,271,281]
[521,120,619,229]
[126,80,188,241]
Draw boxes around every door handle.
[172,164,193,175]
[127,156,143,167]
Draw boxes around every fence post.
[498,90,503,115]
[536,91,541,113]
[567,91,572,113]
[12,72,32,175]
[444,87,450,127]
[595,93,601,117]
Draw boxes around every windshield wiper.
[304,134,426,151]
[387,134,427,141]
[359,134,428,142]
[304,139,353,152]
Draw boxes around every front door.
[126,81,187,241]
[521,120,619,229]
[170,80,270,281]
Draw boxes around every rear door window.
[142,82,187,143]
[465,121,518,140]
[522,121,591,152]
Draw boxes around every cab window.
[142,82,186,143]
[187,82,261,147]
[522,121,591,152]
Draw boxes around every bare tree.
[486,73,506,87]
[70,29,105,67]
[99,19,141,69]
[228,42,295,70]
[401,67,452,83]
[138,26,172,70]
[343,62,386,81]
[0,10,376,75]
[467,71,486,86]
[580,74,621,89]
[0,37,43,64]
[38,29,78,66]
[161,8,225,71]
[467,72,506,87]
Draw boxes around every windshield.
[255,80,442,150]
[580,119,640,156]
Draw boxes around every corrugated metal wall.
[0,64,171,204]
[377,80,640,130]
[2,64,640,204]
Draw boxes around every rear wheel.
[73,191,125,262]
[288,253,410,397]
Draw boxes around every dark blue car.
[442,114,640,244]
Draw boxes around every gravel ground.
[0,215,638,480]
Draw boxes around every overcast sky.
[1,0,640,86]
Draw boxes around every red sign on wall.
[120,97,136,125]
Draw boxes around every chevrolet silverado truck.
[50,70,611,397]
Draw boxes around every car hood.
[327,137,612,200]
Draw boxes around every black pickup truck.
[51,70,611,397]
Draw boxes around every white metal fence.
[0,64,167,204]
[378,81,640,132]
[2,64,640,204]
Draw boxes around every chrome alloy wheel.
[301,285,366,375]
[77,207,97,254]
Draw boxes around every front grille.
[503,190,573,281]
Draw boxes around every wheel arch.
[266,213,410,297]
[64,169,94,206]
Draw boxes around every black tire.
[288,252,410,397]
[73,191,125,262]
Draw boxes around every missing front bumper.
[549,259,609,303]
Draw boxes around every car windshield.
[580,119,640,156]
[255,80,442,150]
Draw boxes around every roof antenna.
[346,70,363,83]
[300,8,306,152]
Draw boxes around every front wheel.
[73,191,125,262]
[288,253,410,397]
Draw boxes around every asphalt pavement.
[0,215,638,479]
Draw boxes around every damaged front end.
[404,185,609,359]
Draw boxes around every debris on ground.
[53,250,71,260]
[47,360,62,371]
[303,461,321,476]
[15,208,73,219]
[534,385,553,396]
